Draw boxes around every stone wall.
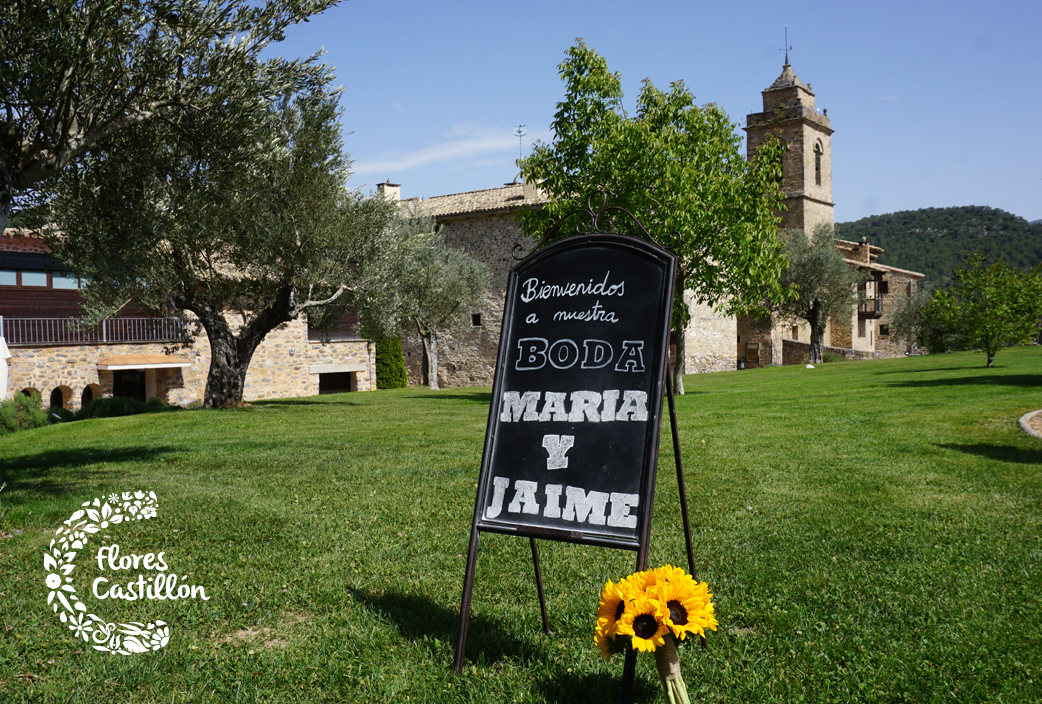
[9,341,193,408]
[736,313,775,368]
[403,211,533,388]
[7,315,374,409]
[683,297,736,373]
[783,339,889,365]
[1,232,49,253]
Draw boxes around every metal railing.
[0,316,187,347]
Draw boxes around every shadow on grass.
[936,443,1042,465]
[251,398,363,407]
[535,668,660,704]
[871,366,992,375]
[887,374,1042,388]
[349,588,547,665]
[421,391,492,405]
[350,588,657,701]
[0,446,184,492]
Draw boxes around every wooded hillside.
[836,206,1042,282]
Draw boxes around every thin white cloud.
[877,95,900,102]
[353,124,549,176]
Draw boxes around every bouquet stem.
[653,636,691,704]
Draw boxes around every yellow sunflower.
[651,577,717,640]
[621,568,658,595]
[594,622,614,661]
[616,596,669,653]
[652,564,688,586]
[595,578,632,639]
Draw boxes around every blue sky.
[267,0,1041,223]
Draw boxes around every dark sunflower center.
[614,601,625,621]
[667,600,688,625]
[633,614,659,639]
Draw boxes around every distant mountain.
[835,206,1042,283]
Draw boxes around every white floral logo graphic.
[45,490,171,654]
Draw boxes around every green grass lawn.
[2,347,1041,703]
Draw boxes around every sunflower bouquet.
[595,565,717,704]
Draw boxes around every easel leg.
[454,526,481,673]
[665,365,697,580]
[621,520,653,702]
[666,364,707,651]
[529,538,552,634]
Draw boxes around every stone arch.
[49,385,73,409]
[20,387,41,401]
[81,383,102,408]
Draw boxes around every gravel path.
[1020,410,1042,439]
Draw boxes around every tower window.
[814,142,823,186]
[471,313,482,327]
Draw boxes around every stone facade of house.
[738,63,923,367]
[2,230,375,409]
[401,184,541,388]
[396,63,925,387]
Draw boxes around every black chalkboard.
[472,234,677,549]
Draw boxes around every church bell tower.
[745,63,834,231]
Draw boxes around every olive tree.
[352,213,489,391]
[766,226,868,364]
[0,0,339,230]
[52,85,406,407]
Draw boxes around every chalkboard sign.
[472,233,677,550]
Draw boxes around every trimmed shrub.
[75,396,153,420]
[0,392,49,435]
[48,407,76,424]
[823,351,847,363]
[375,338,407,389]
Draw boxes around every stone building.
[1,229,376,408]
[396,62,925,386]
[737,62,923,367]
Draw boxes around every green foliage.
[836,206,1042,282]
[0,392,48,435]
[822,351,847,363]
[52,82,407,407]
[47,407,75,423]
[0,0,339,229]
[889,283,956,353]
[74,396,171,420]
[518,40,791,391]
[354,211,488,390]
[375,338,407,389]
[768,225,869,363]
[921,252,1042,366]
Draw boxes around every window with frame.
[814,142,823,186]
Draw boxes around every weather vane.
[781,25,792,64]
[513,124,526,163]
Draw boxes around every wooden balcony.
[858,297,883,319]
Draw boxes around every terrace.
[0,315,187,347]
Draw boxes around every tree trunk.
[673,322,686,395]
[187,293,292,408]
[0,153,14,233]
[204,337,250,407]
[420,329,440,390]
[808,302,825,364]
